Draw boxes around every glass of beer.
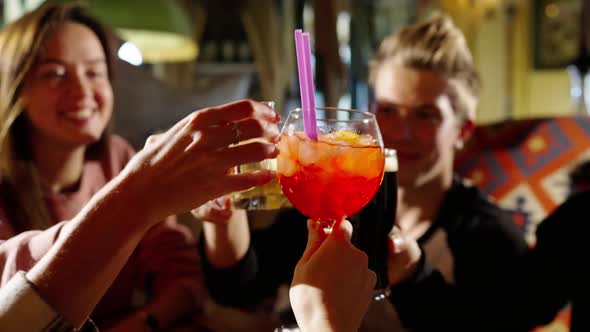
[231,157,291,210]
[230,101,291,210]
[353,148,398,300]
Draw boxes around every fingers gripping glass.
[230,101,291,210]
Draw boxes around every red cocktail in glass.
[277,108,385,229]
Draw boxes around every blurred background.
[2,0,586,148]
[2,1,587,331]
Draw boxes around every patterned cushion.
[455,116,590,332]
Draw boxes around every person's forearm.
[203,209,250,268]
[26,173,154,328]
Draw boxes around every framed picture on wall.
[533,0,581,69]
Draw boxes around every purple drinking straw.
[294,30,313,138]
[302,32,318,140]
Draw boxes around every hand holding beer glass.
[231,157,290,210]
[230,102,290,211]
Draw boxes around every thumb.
[300,220,327,263]
[389,226,405,254]
[329,218,353,242]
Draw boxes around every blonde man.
[366,15,528,331]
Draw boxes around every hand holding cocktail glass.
[290,219,376,332]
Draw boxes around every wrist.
[109,168,160,230]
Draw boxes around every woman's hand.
[195,196,251,268]
[120,100,280,225]
[290,220,376,332]
[192,197,235,224]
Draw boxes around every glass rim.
[292,107,376,122]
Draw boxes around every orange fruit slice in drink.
[331,129,361,145]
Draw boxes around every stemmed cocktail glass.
[276,107,385,231]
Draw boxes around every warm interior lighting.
[117,41,143,66]
[84,0,198,63]
[545,3,560,18]
[118,29,197,63]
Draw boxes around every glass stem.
[315,219,340,233]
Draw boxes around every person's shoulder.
[561,189,590,210]
[540,189,590,232]
[536,190,590,249]
[445,178,528,251]
[447,178,523,239]
[107,134,136,162]
[107,134,137,155]
[451,178,510,220]
[99,134,137,177]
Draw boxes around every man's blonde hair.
[369,15,480,123]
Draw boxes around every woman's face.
[373,61,466,188]
[21,21,113,149]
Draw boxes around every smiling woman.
[0,2,117,231]
[0,3,206,331]
[22,21,113,154]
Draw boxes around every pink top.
[0,135,205,326]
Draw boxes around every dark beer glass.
[353,149,398,300]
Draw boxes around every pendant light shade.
[85,0,197,63]
[3,0,198,62]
